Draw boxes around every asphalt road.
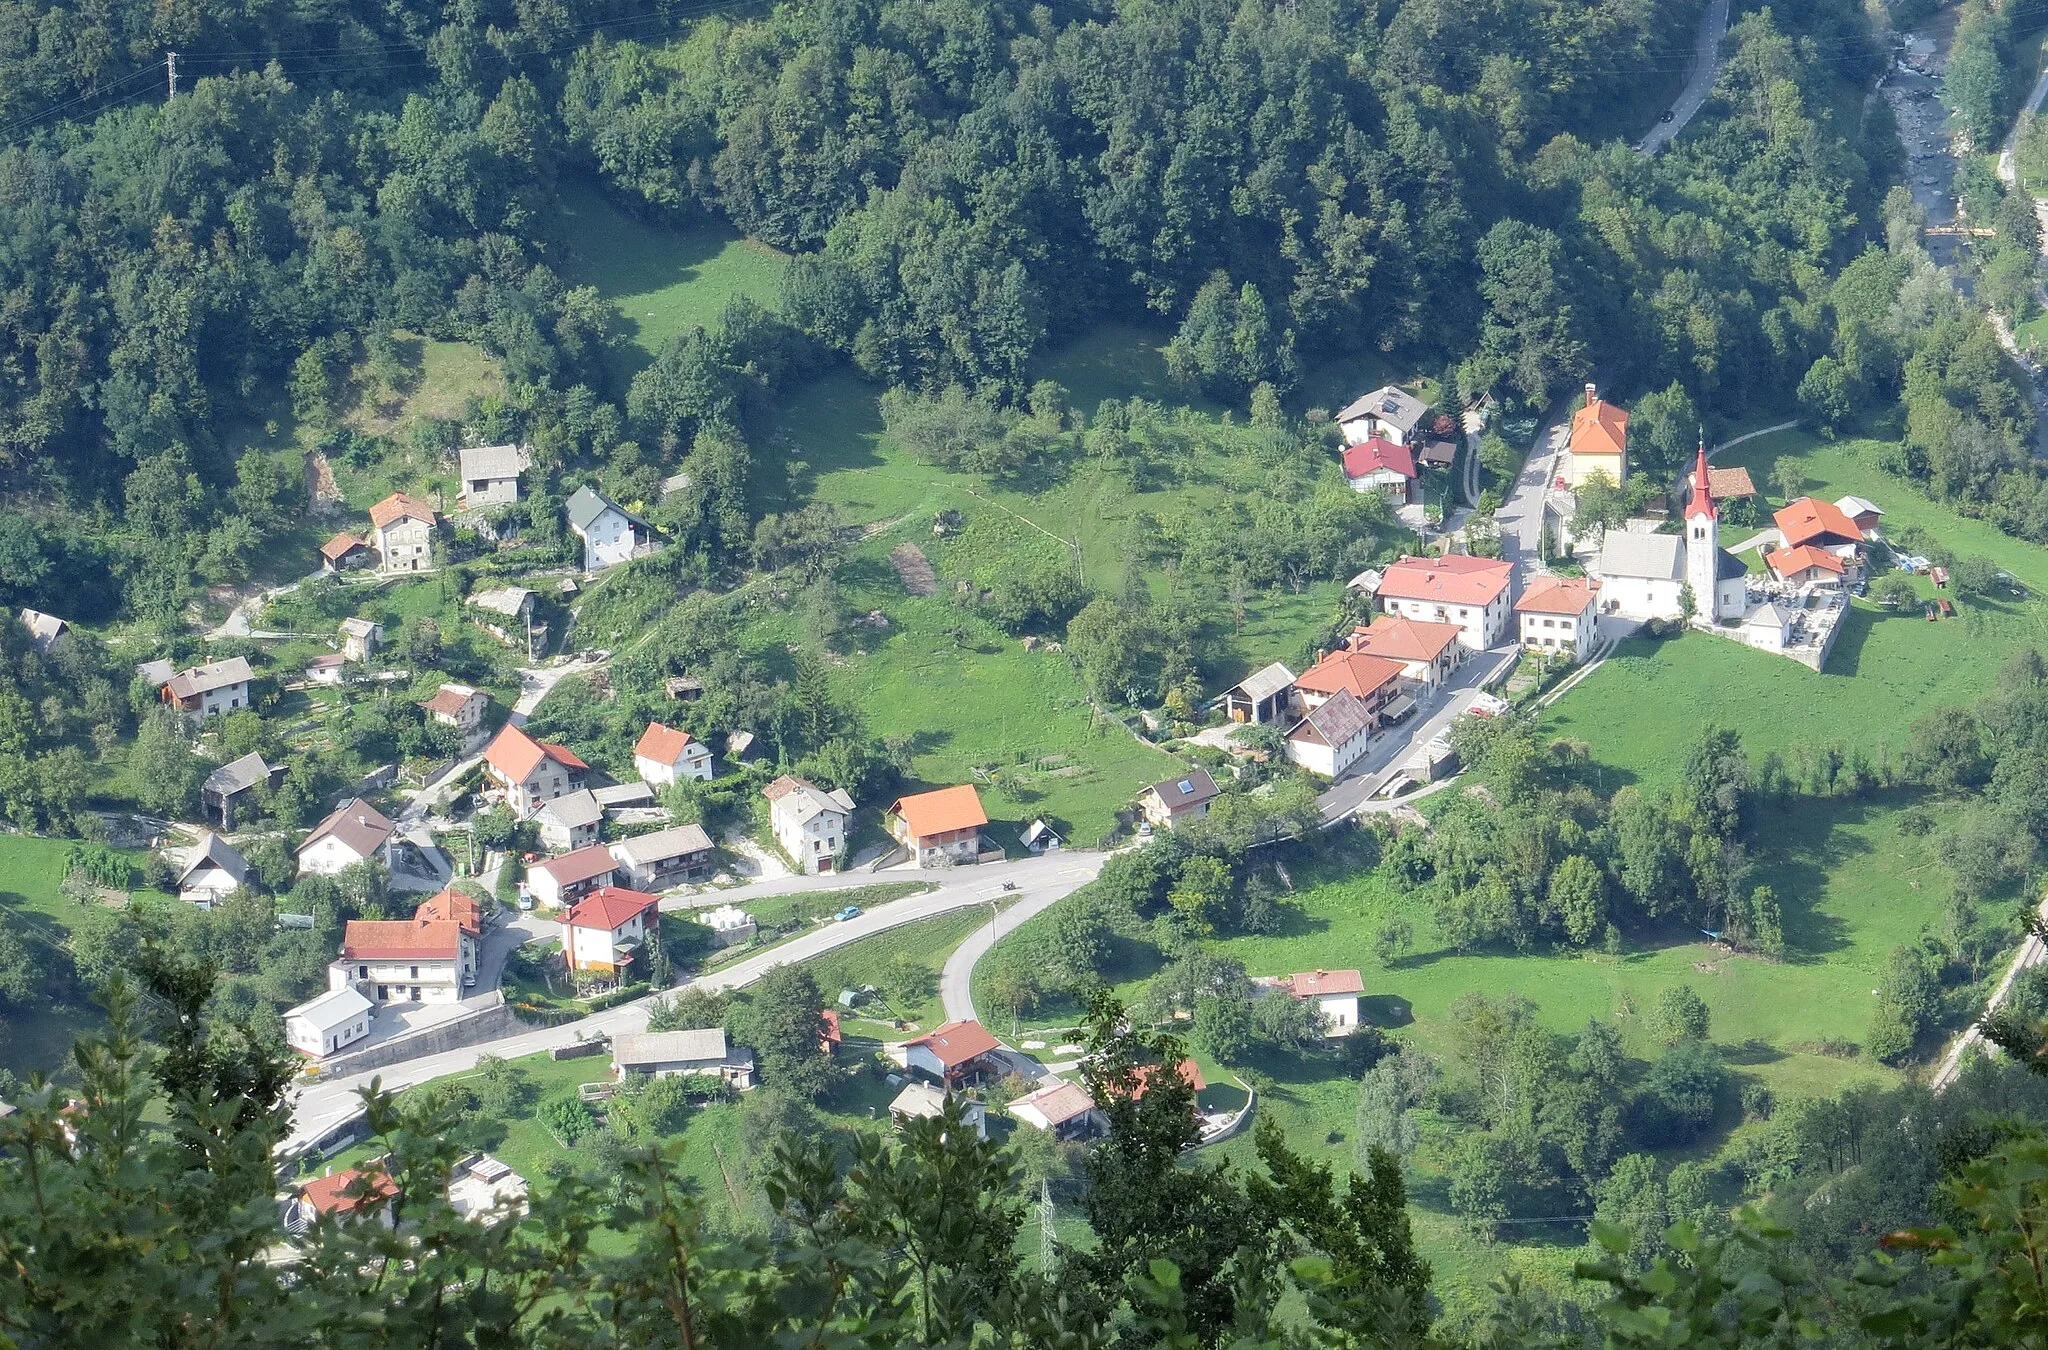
[280,852,1103,1155]
[1637,0,1729,157]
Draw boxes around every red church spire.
[1686,436,1715,520]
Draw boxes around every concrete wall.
[312,993,515,1080]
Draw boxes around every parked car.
[835,905,862,922]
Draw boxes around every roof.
[287,986,375,1034]
[562,885,659,932]
[1147,767,1220,811]
[1288,689,1374,748]
[338,617,379,640]
[1335,385,1427,433]
[536,788,603,831]
[903,1019,1003,1069]
[1228,661,1297,704]
[467,587,534,619]
[1376,554,1514,607]
[1745,601,1794,628]
[1341,435,1417,482]
[178,833,248,888]
[483,725,587,783]
[634,723,698,765]
[1766,544,1845,577]
[459,443,530,481]
[1774,497,1862,548]
[299,1167,397,1218]
[1415,436,1459,468]
[565,484,626,533]
[1021,819,1063,846]
[591,782,655,808]
[136,659,174,687]
[609,823,714,867]
[204,751,274,796]
[342,917,461,961]
[306,654,346,671]
[613,1028,729,1067]
[1596,532,1683,581]
[1515,575,1599,616]
[1708,466,1757,500]
[764,775,855,823]
[891,785,987,838]
[164,657,255,698]
[890,1081,959,1120]
[1835,495,1884,520]
[1131,1058,1207,1099]
[1011,1079,1098,1127]
[304,798,396,859]
[1295,649,1405,702]
[413,888,483,936]
[423,684,482,718]
[1350,615,1463,663]
[1715,547,1746,582]
[533,844,618,889]
[1283,969,1364,997]
[368,493,437,530]
[19,608,66,649]
[1569,392,1628,458]
[319,532,367,562]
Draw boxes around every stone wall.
[314,993,516,1081]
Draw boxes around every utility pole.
[166,51,178,103]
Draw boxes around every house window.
[358,965,367,979]
[410,966,419,979]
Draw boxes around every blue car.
[835,905,862,922]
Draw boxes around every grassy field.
[0,834,143,1081]
[795,906,997,1031]
[545,181,790,384]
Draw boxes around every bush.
[1649,985,1711,1045]
[1629,1041,1726,1146]
[1740,1081,1775,1120]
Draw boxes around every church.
[1681,440,1750,625]
[1592,440,1746,624]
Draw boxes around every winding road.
[1637,0,1730,157]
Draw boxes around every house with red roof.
[1008,1079,1106,1140]
[289,1167,399,1231]
[1277,969,1364,1035]
[1774,496,1863,551]
[421,683,489,736]
[318,531,373,573]
[560,885,659,973]
[367,493,438,574]
[330,911,475,1004]
[900,1019,1007,1085]
[1765,544,1846,588]
[1373,554,1516,650]
[1346,614,1465,695]
[889,785,989,866]
[1341,436,1419,503]
[1563,384,1628,489]
[1294,648,1406,718]
[1514,576,1601,662]
[633,722,712,787]
[298,797,397,877]
[526,843,617,910]
[483,724,588,817]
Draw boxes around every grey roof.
[1596,532,1684,581]
[136,659,175,687]
[765,776,854,824]
[286,986,374,1033]
[204,751,274,797]
[1716,547,1747,582]
[1289,689,1375,748]
[303,797,396,858]
[459,443,529,482]
[1745,602,1793,628]
[19,608,66,652]
[1021,819,1063,846]
[613,1028,730,1068]
[891,1081,964,1120]
[536,788,603,831]
[164,657,255,698]
[1229,661,1296,704]
[1335,385,1427,433]
[339,617,380,639]
[609,823,715,867]
[566,484,624,534]
[467,587,534,619]
[178,833,248,888]
[1148,767,1220,810]
[591,782,656,808]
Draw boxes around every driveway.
[1313,645,1520,823]
[1637,0,1729,157]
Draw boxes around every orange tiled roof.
[368,493,438,530]
[1377,554,1514,607]
[1284,969,1364,997]
[905,1019,1003,1068]
[414,888,482,937]
[484,725,586,782]
[342,917,461,961]
[634,722,695,765]
[299,1167,398,1217]
[1294,649,1405,702]
[562,885,658,933]
[1514,575,1599,616]
[1774,497,1862,548]
[1766,544,1845,577]
[892,785,987,838]
[319,532,366,561]
[1569,395,1628,458]
[1349,614,1463,663]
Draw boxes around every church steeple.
[1684,431,1725,622]
[1686,435,1715,521]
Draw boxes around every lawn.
[544,180,790,384]
[0,833,142,1081]
[795,905,999,1031]
[1542,428,2048,787]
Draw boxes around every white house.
[1513,575,1601,661]
[560,884,659,973]
[1766,544,1846,588]
[1346,615,1464,697]
[889,1081,988,1139]
[1140,768,1221,830]
[525,843,616,910]
[534,789,603,854]
[1334,386,1428,447]
[1284,690,1375,779]
[764,775,855,874]
[611,1029,756,1088]
[159,657,255,720]
[889,785,989,867]
[1374,555,1516,650]
[367,493,438,574]
[633,722,713,786]
[1278,969,1363,1035]
[421,683,489,735]
[329,914,475,1003]
[1593,532,1686,621]
[900,1020,1005,1085]
[1741,601,1795,653]
[566,485,652,572]
[1341,436,1419,503]
[1008,1079,1105,1140]
[298,799,397,877]
[458,443,530,509]
[1564,385,1629,489]
[178,833,249,908]
[284,987,375,1059]
[483,724,587,817]
[339,617,382,663]
[608,823,716,890]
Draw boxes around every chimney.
[1585,382,1598,410]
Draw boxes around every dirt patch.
[305,451,343,514]
[889,543,937,596]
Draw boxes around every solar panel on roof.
[1178,779,1193,793]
